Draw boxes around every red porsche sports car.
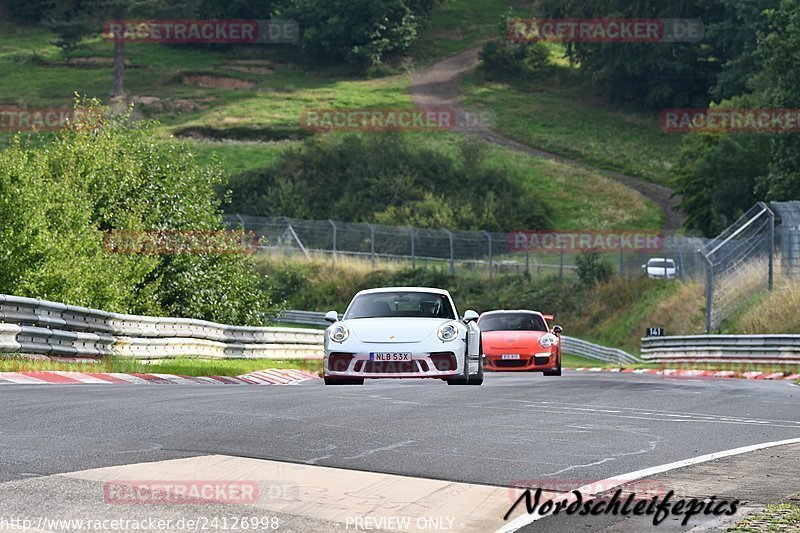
[478,310,562,375]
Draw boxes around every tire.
[543,353,562,376]
[467,340,484,385]
[324,377,364,385]
[446,351,470,385]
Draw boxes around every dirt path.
[409,47,684,230]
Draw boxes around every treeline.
[0,0,441,67]
[481,0,799,236]
[225,134,551,231]
[0,99,271,324]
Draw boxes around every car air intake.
[429,352,457,371]
[328,353,354,372]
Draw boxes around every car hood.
[482,330,546,351]
[344,317,452,343]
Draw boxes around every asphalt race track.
[1,371,799,532]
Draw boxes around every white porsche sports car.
[322,287,484,386]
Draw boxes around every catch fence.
[225,215,708,280]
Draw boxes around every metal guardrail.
[0,295,323,359]
[560,336,639,365]
[641,335,800,365]
[276,309,639,365]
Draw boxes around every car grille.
[493,359,530,368]
[363,361,419,373]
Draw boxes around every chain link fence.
[699,201,800,333]
[225,215,709,281]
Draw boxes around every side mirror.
[324,310,339,323]
[641,264,646,269]
[463,310,479,322]
[552,325,563,335]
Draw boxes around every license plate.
[501,354,521,360]
[370,352,412,361]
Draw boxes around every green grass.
[728,502,800,532]
[460,71,684,185]
[561,353,608,368]
[412,0,534,62]
[0,356,321,377]
[0,22,662,232]
[402,131,663,230]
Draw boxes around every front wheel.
[467,344,484,385]
[324,377,364,385]
[543,353,561,376]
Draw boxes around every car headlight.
[330,324,349,343]
[437,323,459,342]
[539,334,556,349]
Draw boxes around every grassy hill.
[0,14,660,229]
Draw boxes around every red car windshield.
[479,313,547,332]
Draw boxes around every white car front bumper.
[324,341,466,379]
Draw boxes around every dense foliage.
[670,0,800,235]
[225,134,551,231]
[0,99,272,324]
[3,0,441,68]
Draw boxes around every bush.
[225,134,551,231]
[576,250,613,287]
[480,40,553,81]
[0,98,272,325]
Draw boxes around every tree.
[534,0,723,108]
[0,98,272,324]
[753,0,800,200]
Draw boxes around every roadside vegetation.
[0,355,321,376]
[728,501,800,532]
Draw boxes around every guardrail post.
[444,230,455,275]
[482,231,493,279]
[559,243,564,280]
[329,219,337,264]
[525,237,530,276]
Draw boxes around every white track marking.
[496,436,800,533]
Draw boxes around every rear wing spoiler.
[542,314,554,321]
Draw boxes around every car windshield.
[479,313,547,332]
[648,261,675,268]
[345,291,455,319]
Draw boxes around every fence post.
[525,237,530,276]
[763,202,775,292]
[328,219,337,263]
[619,243,624,277]
[368,223,376,266]
[409,226,416,270]
[482,231,493,278]
[703,253,713,333]
[560,243,564,280]
[444,230,455,275]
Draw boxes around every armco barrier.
[560,336,639,365]
[641,335,800,365]
[0,295,323,359]
[275,309,639,365]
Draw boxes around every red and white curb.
[0,369,320,385]
[569,367,800,381]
